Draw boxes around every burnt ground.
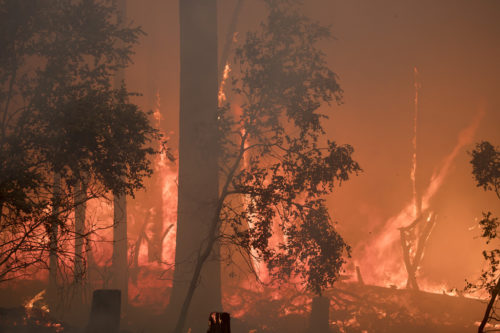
[0,281,489,333]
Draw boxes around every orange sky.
[125,0,500,290]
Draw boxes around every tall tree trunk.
[167,0,221,331]
[48,173,61,305]
[112,193,128,310]
[0,203,2,228]
[146,22,163,265]
[412,66,422,218]
[112,0,128,312]
[74,179,87,305]
[85,230,96,303]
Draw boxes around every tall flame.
[24,289,49,313]
[357,110,484,289]
[127,89,178,310]
[218,63,231,105]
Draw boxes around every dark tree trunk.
[112,193,128,311]
[111,0,129,312]
[167,0,221,331]
[85,234,97,302]
[86,289,121,333]
[48,173,61,305]
[74,179,87,305]
[309,296,330,333]
[146,17,163,265]
[478,278,500,333]
[148,200,163,263]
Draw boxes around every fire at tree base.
[0,280,490,333]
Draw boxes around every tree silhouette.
[467,141,500,333]
[172,1,360,332]
[0,0,162,289]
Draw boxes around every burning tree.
[171,1,360,332]
[468,141,500,332]
[0,0,162,304]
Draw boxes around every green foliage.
[218,0,359,296]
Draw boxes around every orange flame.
[218,63,231,105]
[127,89,178,309]
[356,110,484,290]
[24,289,49,313]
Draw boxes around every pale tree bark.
[167,0,221,332]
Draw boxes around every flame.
[24,289,49,313]
[218,62,231,104]
[58,89,179,311]
[127,89,178,309]
[0,89,180,312]
[356,110,484,290]
[22,289,63,333]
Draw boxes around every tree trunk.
[478,278,500,333]
[111,0,128,312]
[48,173,61,305]
[74,179,87,305]
[112,193,128,311]
[85,232,97,303]
[146,19,163,265]
[167,0,221,332]
[309,296,330,333]
[412,66,422,218]
[148,204,163,263]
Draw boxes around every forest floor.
[0,280,489,332]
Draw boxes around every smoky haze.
[126,0,500,290]
[1,0,499,332]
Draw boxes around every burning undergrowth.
[223,281,485,333]
[327,283,484,333]
[0,290,67,333]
